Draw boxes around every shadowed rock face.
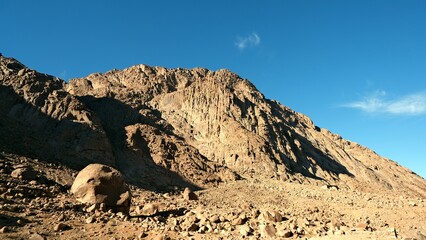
[1,55,426,196]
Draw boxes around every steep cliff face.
[2,55,426,196]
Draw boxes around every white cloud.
[58,70,67,79]
[235,32,260,50]
[343,91,426,115]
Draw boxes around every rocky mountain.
[1,54,425,197]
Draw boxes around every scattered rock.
[260,223,276,238]
[271,211,282,222]
[282,230,293,238]
[183,187,198,201]
[86,216,95,223]
[57,214,66,221]
[231,217,245,225]
[259,210,276,222]
[209,214,220,223]
[139,203,164,215]
[355,222,368,231]
[70,164,132,214]
[11,167,37,180]
[29,233,45,240]
[53,222,68,232]
[239,224,252,236]
[86,203,98,213]
[0,226,9,233]
[138,232,148,239]
[416,231,426,240]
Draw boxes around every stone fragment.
[209,214,220,223]
[86,216,95,223]
[183,187,198,201]
[239,224,252,236]
[231,217,245,226]
[86,203,97,213]
[57,214,66,221]
[29,233,45,240]
[259,210,275,222]
[356,222,368,231]
[53,222,68,232]
[260,223,276,238]
[271,211,282,222]
[11,167,37,180]
[282,230,293,238]
[139,203,163,215]
[0,226,8,233]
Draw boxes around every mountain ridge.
[1,55,425,197]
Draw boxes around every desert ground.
[1,152,425,240]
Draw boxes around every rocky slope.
[1,54,426,197]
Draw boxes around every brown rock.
[260,223,276,238]
[356,222,368,231]
[0,226,8,233]
[86,203,98,213]
[70,164,131,214]
[139,203,164,215]
[183,187,198,201]
[209,214,220,223]
[29,233,45,240]
[53,222,68,232]
[271,211,282,222]
[282,230,293,238]
[86,216,95,223]
[231,217,245,226]
[57,214,66,221]
[11,167,37,180]
[259,210,275,222]
[239,224,252,236]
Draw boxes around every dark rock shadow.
[0,213,27,227]
[267,99,354,181]
[77,95,202,192]
[130,207,187,219]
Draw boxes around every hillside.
[1,55,426,239]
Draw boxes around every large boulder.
[70,164,131,214]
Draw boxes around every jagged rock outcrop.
[1,55,426,197]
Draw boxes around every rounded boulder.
[70,164,131,214]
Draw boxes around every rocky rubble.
[1,153,425,239]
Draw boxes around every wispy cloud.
[235,32,260,50]
[58,70,67,80]
[342,91,426,115]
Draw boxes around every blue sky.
[1,0,425,178]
